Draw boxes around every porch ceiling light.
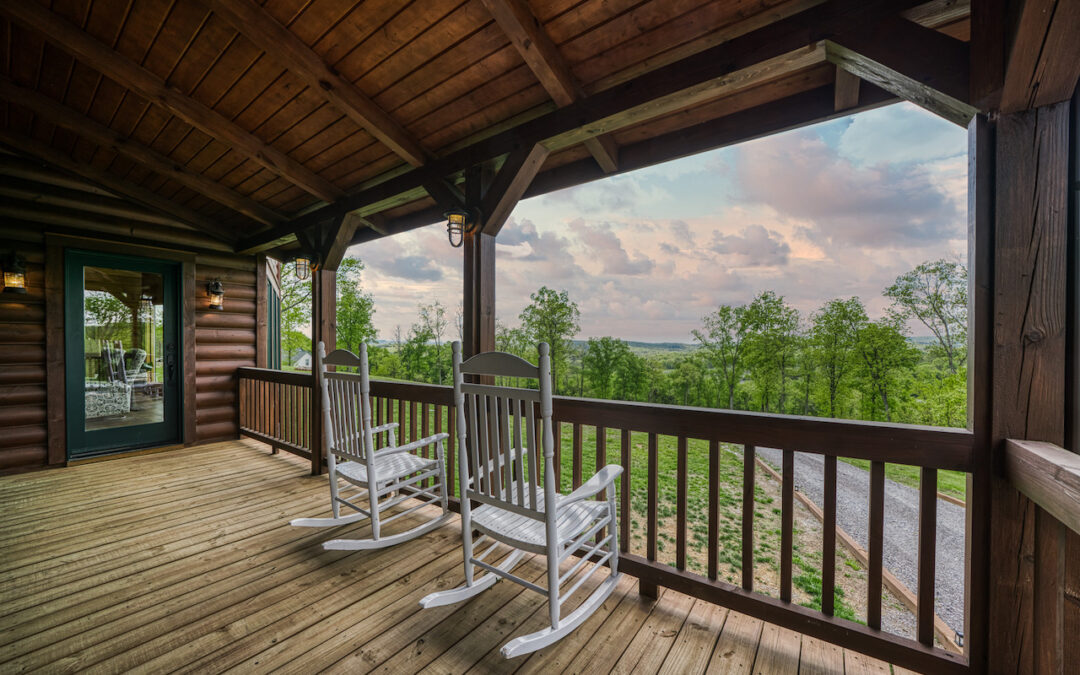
[206,279,225,310]
[445,209,472,248]
[1,251,27,294]
[294,254,315,281]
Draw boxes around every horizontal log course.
[195,343,257,361]
[0,445,46,471]
[196,359,255,377]
[0,303,46,324]
[0,405,47,428]
[0,366,45,387]
[195,312,256,330]
[196,389,236,408]
[0,424,47,449]
[196,420,239,443]
[195,374,238,393]
[194,254,256,272]
[196,405,236,425]
[194,297,256,315]
[195,267,257,286]
[193,328,257,345]
[0,322,47,343]
[0,384,47,407]
[192,283,256,302]
[0,344,46,364]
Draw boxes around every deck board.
[0,439,898,673]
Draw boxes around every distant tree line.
[279,256,967,428]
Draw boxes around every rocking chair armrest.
[376,432,450,456]
[559,465,623,508]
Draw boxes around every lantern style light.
[140,295,154,316]
[206,280,225,310]
[294,255,313,280]
[445,209,471,248]
[1,251,27,294]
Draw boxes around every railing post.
[310,267,336,475]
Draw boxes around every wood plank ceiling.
[0,0,972,257]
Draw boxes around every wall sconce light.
[1,251,27,294]
[445,209,472,248]
[206,280,225,310]
[294,254,316,281]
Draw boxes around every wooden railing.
[237,367,313,461]
[235,373,978,673]
[1007,439,1080,534]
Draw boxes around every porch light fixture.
[140,295,154,316]
[206,280,225,310]
[1,251,27,294]
[294,254,314,281]
[445,209,472,248]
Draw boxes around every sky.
[344,102,968,343]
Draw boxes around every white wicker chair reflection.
[290,342,452,550]
[420,341,622,658]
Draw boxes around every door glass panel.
[83,266,164,431]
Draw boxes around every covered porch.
[0,439,907,674]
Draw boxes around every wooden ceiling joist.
[0,0,344,204]
[826,15,977,126]
[0,130,225,240]
[0,76,285,229]
[481,0,619,173]
[201,0,431,168]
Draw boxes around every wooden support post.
[256,254,268,369]
[310,267,336,475]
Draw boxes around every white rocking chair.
[290,342,452,550]
[420,341,622,658]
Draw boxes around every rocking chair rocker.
[290,342,452,550]
[420,341,622,658]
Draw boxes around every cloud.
[838,102,966,166]
[577,223,655,275]
[709,224,791,266]
[496,217,539,246]
[369,255,443,281]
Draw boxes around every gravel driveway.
[755,447,965,638]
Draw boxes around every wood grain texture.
[1000,0,1080,112]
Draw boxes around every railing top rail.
[369,379,455,406]
[1007,438,1080,534]
[237,367,312,386]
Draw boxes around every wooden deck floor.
[0,440,908,674]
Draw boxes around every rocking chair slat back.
[319,344,375,468]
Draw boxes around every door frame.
[44,234,197,465]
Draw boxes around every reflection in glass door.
[65,251,181,458]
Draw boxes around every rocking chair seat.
[336,451,439,486]
[472,486,610,550]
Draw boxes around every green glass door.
[65,250,182,458]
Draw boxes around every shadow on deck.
[0,440,908,673]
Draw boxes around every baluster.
[780,449,794,602]
[918,467,937,646]
[822,455,837,615]
[642,432,659,597]
[421,402,430,487]
[409,400,418,444]
[676,436,687,571]
[742,444,755,591]
[398,399,405,447]
[620,429,631,555]
[867,460,885,629]
[572,423,583,489]
[709,440,720,581]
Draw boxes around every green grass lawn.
[838,458,966,501]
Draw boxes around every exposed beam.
[834,67,861,111]
[0,0,344,203]
[244,0,923,253]
[319,212,362,271]
[1000,0,1080,112]
[481,0,619,172]
[0,75,284,228]
[201,0,430,168]
[0,131,226,240]
[0,176,184,227]
[422,177,466,212]
[826,15,977,126]
[480,142,550,235]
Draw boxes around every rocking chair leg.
[419,548,526,608]
[500,572,621,659]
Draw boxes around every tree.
[418,301,448,384]
[583,337,630,399]
[854,314,918,422]
[335,258,377,355]
[811,298,866,418]
[884,259,967,373]
[518,287,580,394]
[742,291,799,413]
[693,304,750,409]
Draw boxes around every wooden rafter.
[480,143,550,235]
[834,67,861,111]
[0,75,285,228]
[201,0,431,168]
[1000,0,1080,112]
[481,0,619,173]
[0,130,227,240]
[0,0,344,203]
[826,15,977,126]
